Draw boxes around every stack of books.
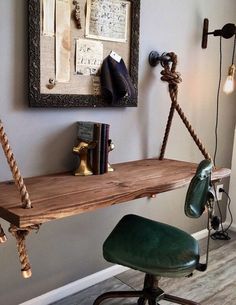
[77,121,110,175]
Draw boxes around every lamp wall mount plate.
[149,51,171,67]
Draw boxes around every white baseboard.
[19,265,129,305]
[20,229,207,305]
[191,228,208,240]
[223,221,236,232]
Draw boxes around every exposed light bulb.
[223,64,235,94]
[223,75,234,94]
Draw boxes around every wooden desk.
[0,159,231,228]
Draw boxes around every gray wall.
[0,0,236,304]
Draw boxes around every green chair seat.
[103,214,200,278]
[94,160,213,305]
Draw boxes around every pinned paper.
[85,0,130,42]
[76,39,103,75]
[93,76,101,95]
[43,0,55,37]
[56,0,71,83]
[110,51,121,63]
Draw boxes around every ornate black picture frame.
[28,0,140,108]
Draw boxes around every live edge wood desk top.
[0,159,231,228]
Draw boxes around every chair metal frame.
[93,160,214,305]
[93,274,199,305]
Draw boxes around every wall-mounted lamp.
[201,18,236,49]
[202,18,236,95]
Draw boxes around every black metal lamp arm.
[202,18,236,49]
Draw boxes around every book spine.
[99,124,106,174]
[100,124,110,174]
[104,124,110,173]
[92,123,101,175]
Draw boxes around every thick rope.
[159,101,175,160]
[159,53,212,161]
[9,224,40,278]
[0,224,7,243]
[0,120,32,209]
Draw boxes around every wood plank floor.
[51,231,236,305]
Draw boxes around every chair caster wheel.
[138,297,147,305]
[148,300,160,305]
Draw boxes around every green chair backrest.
[185,159,213,218]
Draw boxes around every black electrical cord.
[213,36,222,166]
[231,33,236,65]
[221,189,233,232]
[211,189,231,240]
[210,36,233,241]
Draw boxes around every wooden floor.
[51,231,236,305]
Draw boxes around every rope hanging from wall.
[154,52,212,162]
[0,121,32,209]
[0,120,40,278]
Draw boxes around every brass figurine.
[108,139,115,172]
[73,141,96,176]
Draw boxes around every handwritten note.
[43,0,55,37]
[85,0,129,42]
[56,0,71,83]
[76,39,103,75]
[93,76,101,95]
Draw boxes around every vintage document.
[43,0,55,36]
[76,39,103,75]
[56,0,71,83]
[93,76,101,95]
[85,0,130,42]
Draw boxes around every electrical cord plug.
[210,187,232,241]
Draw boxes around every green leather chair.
[93,160,213,305]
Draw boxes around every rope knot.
[9,224,41,239]
[160,69,182,86]
[160,52,182,86]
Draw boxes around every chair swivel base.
[93,274,200,305]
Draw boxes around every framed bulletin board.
[28,0,140,107]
